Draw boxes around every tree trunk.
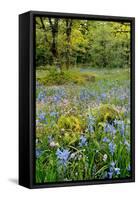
[39,17,50,46]
[65,19,73,70]
[48,18,61,70]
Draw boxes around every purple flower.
[120,122,125,136]
[80,90,90,101]
[114,119,121,125]
[79,135,87,147]
[56,148,70,166]
[36,149,42,158]
[110,161,115,167]
[88,124,94,133]
[119,96,125,100]
[38,112,45,121]
[36,119,39,125]
[114,120,125,136]
[108,172,113,179]
[53,95,61,103]
[50,111,58,119]
[57,89,65,97]
[124,140,130,152]
[87,114,95,133]
[101,93,107,100]
[102,137,110,143]
[107,162,120,179]
[114,168,120,175]
[37,91,46,102]
[37,112,47,124]
[109,142,116,155]
[105,123,116,135]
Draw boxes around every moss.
[63,132,80,145]
[92,104,120,123]
[58,115,82,132]
[57,115,85,145]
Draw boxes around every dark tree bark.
[48,18,60,69]
[100,40,107,68]
[38,17,60,69]
[65,19,73,70]
[39,17,50,46]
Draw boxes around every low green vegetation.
[36,67,96,86]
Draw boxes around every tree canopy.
[35,17,130,69]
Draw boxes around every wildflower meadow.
[35,17,131,183]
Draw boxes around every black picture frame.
[19,10,135,189]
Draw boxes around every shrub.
[92,104,120,123]
[36,67,96,86]
[37,67,70,86]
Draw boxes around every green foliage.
[36,17,130,69]
[37,67,70,85]
[36,68,96,86]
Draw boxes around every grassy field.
[35,67,131,183]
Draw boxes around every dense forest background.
[35,17,130,69]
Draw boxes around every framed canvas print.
[19,11,135,189]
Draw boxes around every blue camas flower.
[124,140,130,152]
[109,142,116,155]
[56,148,70,166]
[38,112,45,121]
[53,95,61,103]
[57,88,65,97]
[37,112,47,124]
[119,95,125,100]
[108,171,113,179]
[80,89,90,101]
[50,111,58,118]
[37,91,46,102]
[36,149,42,158]
[87,114,95,133]
[120,121,125,136]
[79,135,87,147]
[101,93,107,100]
[114,168,120,175]
[114,120,125,136]
[110,161,115,167]
[105,123,116,135]
[102,137,110,143]
[107,162,120,179]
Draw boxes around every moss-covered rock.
[58,115,83,132]
[92,104,120,123]
[57,115,85,145]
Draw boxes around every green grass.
[36,67,96,86]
